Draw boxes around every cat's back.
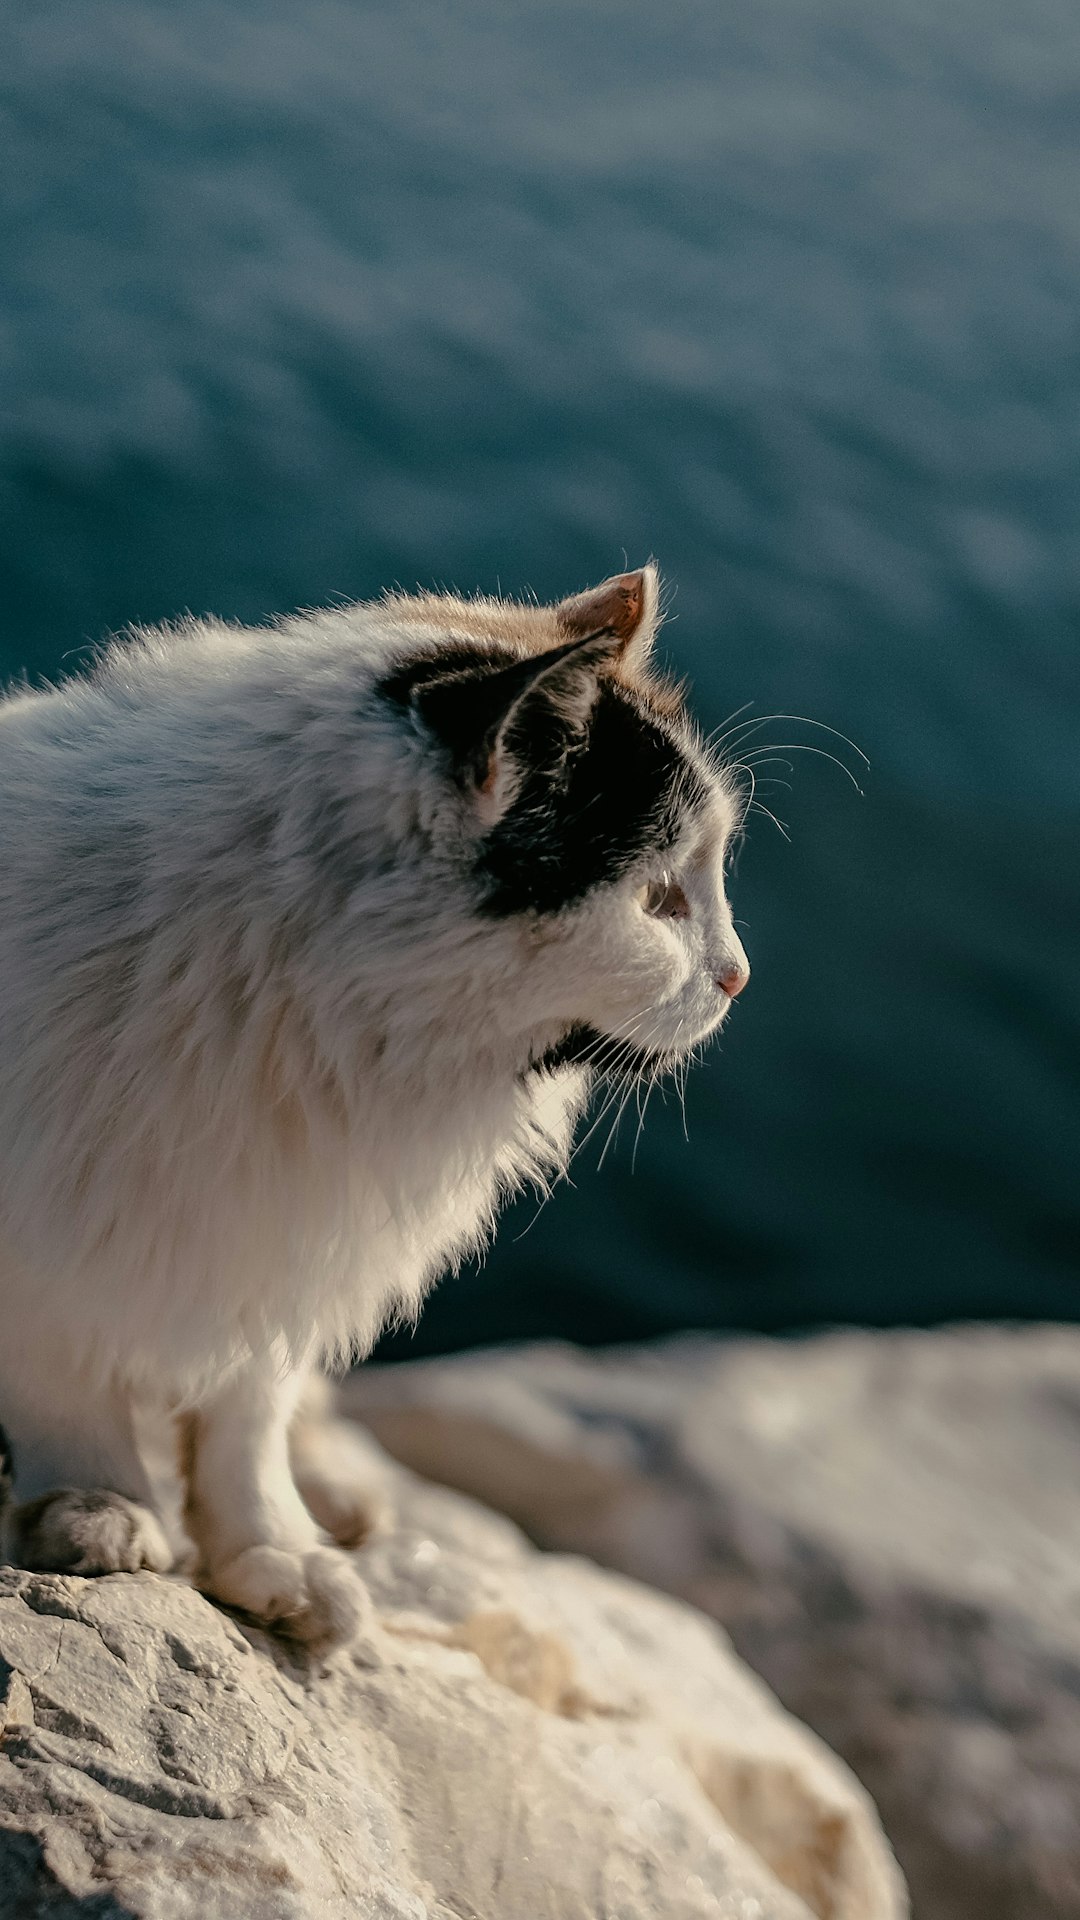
[0,607,392,832]
[0,606,409,993]
[0,674,109,891]
[0,622,262,969]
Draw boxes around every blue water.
[3,1,1079,1344]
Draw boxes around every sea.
[3,0,1079,1349]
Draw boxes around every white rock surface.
[0,1427,905,1919]
[345,1327,1080,1920]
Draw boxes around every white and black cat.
[0,567,748,1648]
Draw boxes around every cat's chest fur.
[236,1033,585,1369]
[1,983,583,1388]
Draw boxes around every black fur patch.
[529,1022,673,1081]
[380,644,708,917]
[478,681,706,915]
[378,640,517,717]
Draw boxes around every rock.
[343,1327,1080,1920]
[0,1423,905,1919]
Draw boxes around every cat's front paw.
[207,1544,373,1653]
[11,1488,173,1576]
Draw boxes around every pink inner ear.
[558,570,646,645]
[477,754,500,796]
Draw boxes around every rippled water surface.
[3,1,1079,1343]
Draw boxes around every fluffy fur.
[0,566,748,1646]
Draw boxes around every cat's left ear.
[413,626,626,826]
[556,564,660,673]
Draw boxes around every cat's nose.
[714,954,750,998]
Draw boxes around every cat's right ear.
[413,628,622,825]
[556,565,660,673]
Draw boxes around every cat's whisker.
[537,1011,662,1194]
[586,1013,671,1175]
[598,1010,679,1173]
[573,1070,637,1180]
[735,763,757,832]
[734,755,794,777]
[631,1044,673,1172]
[597,1078,638,1171]
[706,701,757,750]
[570,1050,641,1160]
[675,1055,691,1144]
[631,1064,652,1163]
[735,740,865,794]
[731,748,821,835]
[714,712,869,768]
[749,799,791,842]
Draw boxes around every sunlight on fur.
[0,566,749,1647]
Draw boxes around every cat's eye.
[640,873,691,920]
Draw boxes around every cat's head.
[377,566,748,1076]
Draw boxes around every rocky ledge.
[0,1423,904,1919]
[345,1326,1080,1920]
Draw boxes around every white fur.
[0,581,746,1641]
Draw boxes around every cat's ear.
[556,564,660,673]
[414,627,623,825]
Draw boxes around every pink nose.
[715,959,749,998]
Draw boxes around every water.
[3,0,1079,1348]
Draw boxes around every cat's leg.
[289,1369,390,1549]
[187,1345,372,1653]
[0,1364,175,1576]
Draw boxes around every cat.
[0,566,748,1649]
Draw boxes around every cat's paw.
[294,1463,390,1549]
[207,1544,373,1652]
[11,1488,173,1576]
